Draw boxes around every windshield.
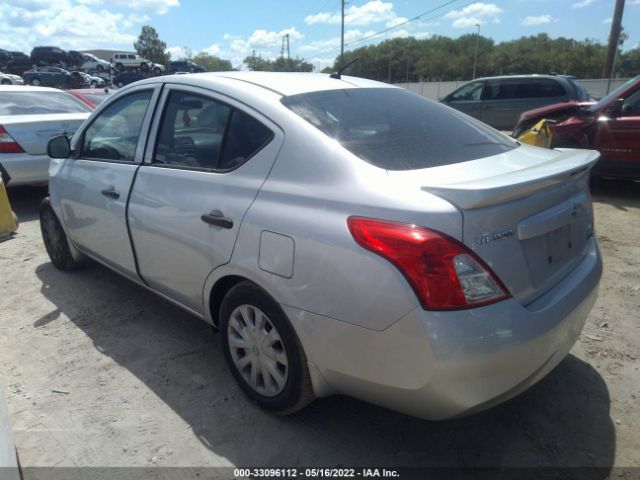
[282,88,517,171]
[0,91,92,115]
[589,76,640,113]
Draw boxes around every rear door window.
[153,90,273,171]
[154,91,231,170]
[282,88,517,171]
[485,79,566,100]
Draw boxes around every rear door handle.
[201,210,233,229]
[101,187,120,199]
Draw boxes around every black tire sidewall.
[39,206,76,270]
[220,283,307,412]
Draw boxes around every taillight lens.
[347,216,510,310]
[0,125,24,153]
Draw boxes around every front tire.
[39,204,82,271]
[220,282,314,414]
[31,78,40,86]
[96,65,104,72]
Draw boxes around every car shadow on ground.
[590,178,640,211]
[33,260,615,477]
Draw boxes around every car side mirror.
[605,98,624,117]
[47,135,71,159]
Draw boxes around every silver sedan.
[40,72,602,420]
[0,86,91,186]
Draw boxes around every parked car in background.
[513,75,640,180]
[170,60,206,73]
[42,72,601,421]
[0,85,91,186]
[69,71,104,88]
[112,53,151,71]
[0,49,11,69]
[6,51,32,75]
[81,53,112,73]
[440,74,591,130]
[113,71,145,88]
[5,52,32,75]
[0,72,24,86]
[22,66,70,87]
[151,63,165,75]
[87,74,106,88]
[66,50,84,69]
[68,71,90,89]
[67,88,113,109]
[30,46,69,67]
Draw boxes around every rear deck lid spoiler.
[389,147,600,210]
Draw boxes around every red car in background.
[513,75,640,179]
[66,88,113,109]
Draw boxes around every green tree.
[243,53,313,72]
[134,25,170,67]
[191,52,234,71]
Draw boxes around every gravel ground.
[1,180,639,479]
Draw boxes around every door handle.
[101,187,120,199]
[201,210,233,229]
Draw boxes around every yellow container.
[516,119,555,149]
[0,179,18,240]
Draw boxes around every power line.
[303,0,469,62]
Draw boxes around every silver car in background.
[41,72,602,420]
[0,86,91,186]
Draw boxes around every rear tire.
[220,281,315,415]
[91,80,98,88]
[39,204,82,271]
[115,63,123,71]
[1,79,10,85]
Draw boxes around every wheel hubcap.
[227,304,288,397]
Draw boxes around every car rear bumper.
[592,158,640,180]
[1,153,49,186]
[285,237,601,420]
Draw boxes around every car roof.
[135,71,396,97]
[0,85,66,92]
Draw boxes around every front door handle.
[101,187,120,199]
[201,210,233,229]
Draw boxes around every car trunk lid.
[0,113,89,155]
[387,145,599,305]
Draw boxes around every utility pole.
[472,23,480,80]
[603,0,625,93]
[340,0,345,63]
[286,33,290,60]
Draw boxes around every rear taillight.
[0,125,24,153]
[347,217,510,310]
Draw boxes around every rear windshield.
[282,88,517,170]
[0,91,92,115]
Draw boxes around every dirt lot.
[1,180,639,479]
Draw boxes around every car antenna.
[330,57,359,80]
